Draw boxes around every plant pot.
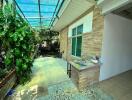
[0,69,16,99]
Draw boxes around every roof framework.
[15,0,64,29]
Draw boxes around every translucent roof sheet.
[15,0,64,29]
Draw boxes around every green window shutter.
[77,24,83,35]
[72,28,76,36]
[76,36,82,57]
[72,37,76,56]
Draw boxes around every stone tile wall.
[60,6,104,60]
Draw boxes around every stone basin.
[72,60,96,70]
[75,61,87,66]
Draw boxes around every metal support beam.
[49,0,60,28]
[29,20,51,22]
[23,17,54,19]
[16,2,56,6]
[14,0,64,29]
[49,0,65,28]
[56,0,65,18]
[38,0,42,29]
[23,11,56,13]
[14,0,32,27]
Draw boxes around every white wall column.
[100,14,132,81]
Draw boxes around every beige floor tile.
[99,70,132,100]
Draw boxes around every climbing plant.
[0,4,36,84]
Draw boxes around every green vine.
[0,4,36,84]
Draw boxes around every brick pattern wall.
[82,6,104,58]
[71,65,100,90]
[60,6,104,60]
[59,27,68,59]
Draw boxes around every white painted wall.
[98,0,131,15]
[68,12,93,37]
[100,14,132,81]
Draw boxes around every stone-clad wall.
[82,6,104,58]
[59,27,68,60]
[60,6,104,60]
[71,65,100,90]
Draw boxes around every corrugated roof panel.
[15,0,64,29]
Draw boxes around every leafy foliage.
[40,29,59,40]
[40,29,59,45]
[0,4,36,84]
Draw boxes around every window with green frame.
[71,24,83,57]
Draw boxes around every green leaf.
[16,59,22,67]
[0,4,36,84]
[13,34,18,41]
[22,64,27,70]
[22,31,26,37]
[15,66,19,73]
[0,31,6,36]
[15,48,20,56]
[4,57,11,65]
[20,37,23,41]
[22,44,26,49]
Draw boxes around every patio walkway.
[99,70,132,100]
[7,57,113,100]
[32,57,69,86]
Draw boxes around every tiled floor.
[99,70,132,100]
[7,57,132,100]
[7,57,69,100]
[7,57,112,100]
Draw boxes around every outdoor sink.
[75,61,87,66]
[74,60,96,68]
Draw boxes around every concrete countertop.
[69,61,99,71]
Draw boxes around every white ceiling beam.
[98,0,132,15]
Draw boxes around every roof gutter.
[49,0,60,28]
[51,0,70,29]
[50,0,65,28]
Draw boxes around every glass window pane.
[76,36,82,57]
[72,37,76,56]
[77,24,83,35]
[72,28,76,36]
